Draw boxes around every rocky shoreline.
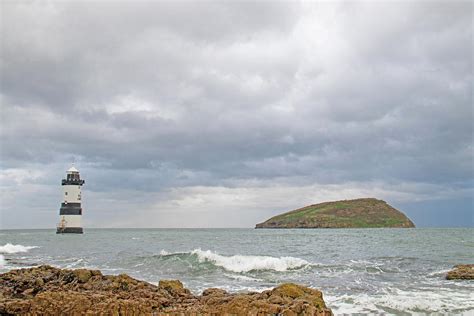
[1,264,472,315]
[446,264,474,280]
[0,266,333,315]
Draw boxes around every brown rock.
[272,283,328,309]
[0,265,333,315]
[22,288,35,297]
[446,264,474,280]
[268,293,287,304]
[202,288,228,296]
[158,279,183,291]
[73,269,92,283]
[34,277,44,287]
[5,300,31,314]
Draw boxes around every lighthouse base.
[56,227,83,234]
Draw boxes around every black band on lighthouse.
[60,204,82,215]
[62,179,85,186]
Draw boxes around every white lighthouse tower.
[57,164,85,234]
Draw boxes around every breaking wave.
[326,288,474,315]
[0,243,39,254]
[158,249,309,273]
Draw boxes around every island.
[256,198,415,229]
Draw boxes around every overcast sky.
[0,0,472,229]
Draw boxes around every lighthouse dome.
[67,165,79,173]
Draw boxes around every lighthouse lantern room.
[57,165,85,234]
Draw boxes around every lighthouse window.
[65,192,68,195]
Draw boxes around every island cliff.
[256,198,415,229]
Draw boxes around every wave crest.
[190,249,309,273]
[0,243,38,254]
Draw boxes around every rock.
[271,284,328,311]
[34,278,44,287]
[0,266,333,315]
[273,283,307,298]
[158,279,184,292]
[202,288,228,296]
[446,264,474,280]
[73,269,92,283]
[22,288,35,297]
[90,269,102,277]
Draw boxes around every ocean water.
[0,228,472,315]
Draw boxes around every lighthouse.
[57,165,85,234]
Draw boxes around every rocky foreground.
[0,266,332,315]
[446,264,474,280]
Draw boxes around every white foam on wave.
[65,258,87,268]
[0,243,38,254]
[223,273,263,282]
[159,249,190,256]
[0,255,5,268]
[190,249,309,273]
[195,284,274,295]
[427,268,451,277]
[326,287,474,315]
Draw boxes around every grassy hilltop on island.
[256,198,415,229]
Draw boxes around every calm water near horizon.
[1,228,472,315]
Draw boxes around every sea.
[0,228,472,315]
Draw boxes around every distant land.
[256,198,415,229]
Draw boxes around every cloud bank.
[0,1,472,228]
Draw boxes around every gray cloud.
[0,0,472,228]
